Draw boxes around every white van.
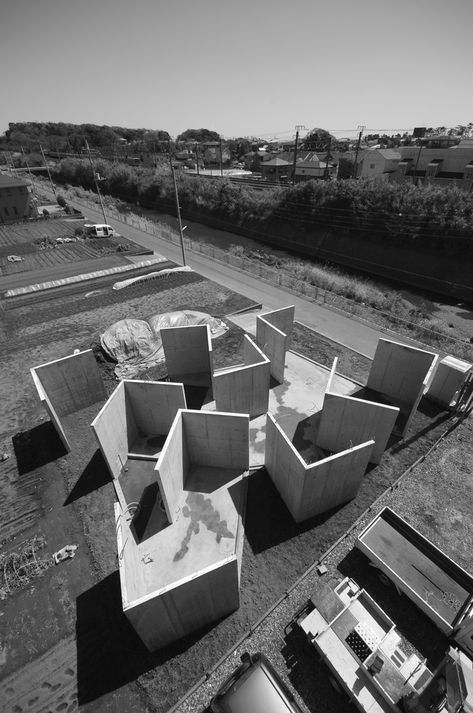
[84,223,118,238]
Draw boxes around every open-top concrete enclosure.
[31,349,106,452]
[318,358,400,464]
[161,324,213,386]
[426,355,472,408]
[212,335,270,417]
[265,412,374,523]
[365,338,438,435]
[116,409,250,651]
[91,380,187,516]
[256,305,294,383]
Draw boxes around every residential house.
[358,148,402,181]
[260,156,291,182]
[0,173,33,222]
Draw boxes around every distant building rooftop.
[0,173,29,189]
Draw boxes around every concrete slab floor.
[204,351,356,467]
[120,465,246,603]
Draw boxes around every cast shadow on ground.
[76,571,226,705]
[64,449,111,506]
[281,623,353,713]
[337,548,447,669]
[12,421,68,475]
[244,467,345,554]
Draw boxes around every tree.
[303,128,336,152]
[176,128,221,144]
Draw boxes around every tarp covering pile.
[100,310,228,378]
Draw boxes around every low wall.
[161,325,213,385]
[91,381,134,480]
[256,316,287,384]
[182,410,249,471]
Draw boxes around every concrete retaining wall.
[182,410,249,471]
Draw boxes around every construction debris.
[0,536,51,598]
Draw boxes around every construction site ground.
[0,267,466,713]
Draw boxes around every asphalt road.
[38,191,397,358]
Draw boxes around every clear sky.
[1,0,471,140]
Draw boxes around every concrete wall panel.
[32,349,106,417]
[298,440,374,522]
[264,413,305,519]
[161,325,212,384]
[427,356,472,408]
[213,336,270,417]
[367,339,437,407]
[317,392,399,463]
[31,369,71,452]
[124,558,239,651]
[182,410,249,471]
[261,306,295,348]
[155,412,187,523]
[91,382,136,480]
[256,317,287,383]
[125,380,187,435]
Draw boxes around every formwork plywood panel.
[367,339,437,408]
[264,413,305,520]
[256,317,287,383]
[124,558,239,651]
[297,440,374,522]
[182,411,249,470]
[161,325,212,383]
[91,382,136,480]
[155,413,186,523]
[33,349,106,417]
[125,380,186,435]
[317,392,399,464]
[261,306,295,348]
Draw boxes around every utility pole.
[195,143,200,176]
[324,136,332,180]
[21,145,36,195]
[171,164,187,266]
[39,144,58,201]
[219,137,224,177]
[85,140,107,224]
[292,124,306,185]
[352,125,365,179]
[413,143,423,186]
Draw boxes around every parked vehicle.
[209,651,303,713]
[297,577,473,713]
[356,507,473,652]
[83,223,117,237]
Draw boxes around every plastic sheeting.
[100,310,228,379]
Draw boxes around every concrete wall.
[212,336,270,417]
[125,380,186,434]
[155,412,188,524]
[182,410,250,471]
[367,339,437,409]
[161,325,212,385]
[91,381,136,480]
[317,392,399,464]
[122,557,239,651]
[32,349,106,417]
[30,368,71,452]
[256,316,287,383]
[265,413,374,522]
[261,306,294,348]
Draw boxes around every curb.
[3,256,168,298]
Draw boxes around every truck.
[296,507,473,712]
[356,507,473,654]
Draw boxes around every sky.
[1,0,472,141]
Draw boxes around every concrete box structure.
[265,413,374,523]
[256,306,295,383]
[161,324,213,386]
[212,335,270,417]
[91,380,187,511]
[426,356,472,409]
[116,409,250,651]
[31,349,106,452]
[367,339,438,435]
